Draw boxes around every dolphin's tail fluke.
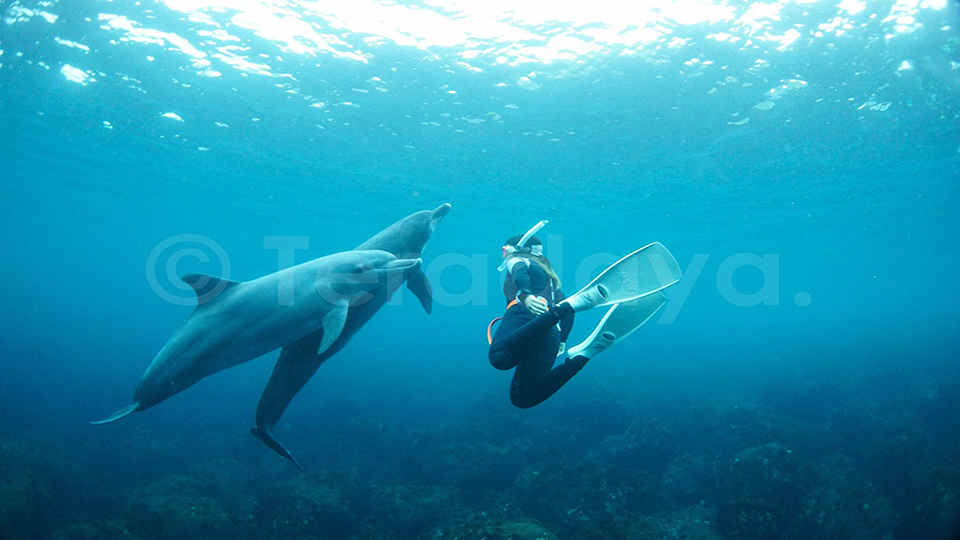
[91,403,139,425]
[251,426,303,472]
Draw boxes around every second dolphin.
[251,203,451,468]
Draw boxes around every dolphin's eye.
[353,262,376,274]
[333,263,364,275]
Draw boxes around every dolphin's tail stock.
[251,426,303,472]
[90,403,139,425]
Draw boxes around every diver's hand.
[523,295,548,316]
[557,342,566,357]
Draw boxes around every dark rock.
[598,415,684,474]
[364,483,461,537]
[433,513,559,540]
[863,417,932,503]
[344,519,392,540]
[261,470,360,540]
[124,468,257,540]
[490,520,561,540]
[792,455,895,540]
[894,466,960,540]
[724,443,816,507]
[623,507,724,540]
[706,405,830,458]
[51,519,140,540]
[0,440,86,540]
[515,460,657,530]
[659,449,722,508]
[421,440,527,492]
[715,498,785,540]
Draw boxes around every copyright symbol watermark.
[145,234,231,305]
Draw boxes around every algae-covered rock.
[515,461,657,530]
[895,465,960,540]
[422,440,526,492]
[719,454,896,540]
[51,519,140,540]
[714,498,785,540]
[493,520,560,540]
[863,418,931,503]
[124,469,256,540]
[0,444,56,540]
[623,507,725,540]
[706,405,829,458]
[262,470,360,540]
[599,415,684,474]
[433,514,559,540]
[0,440,85,540]
[659,506,725,540]
[724,443,815,507]
[345,519,392,540]
[365,483,460,537]
[660,449,722,508]
[792,455,894,540]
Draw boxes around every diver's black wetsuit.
[488,259,585,408]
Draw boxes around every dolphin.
[251,203,451,469]
[93,250,421,424]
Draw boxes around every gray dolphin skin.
[93,250,421,425]
[251,203,451,469]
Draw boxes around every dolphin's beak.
[383,257,421,271]
[432,203,451,222]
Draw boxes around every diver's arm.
[509,259,534,298]
[510,259,547,315]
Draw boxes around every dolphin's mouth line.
[383,258,422,271]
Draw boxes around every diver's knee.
[510,390,541,409]
[488,350,517,371]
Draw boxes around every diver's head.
[501,234,543,259]
[500,233,561,287]
[497,219,551,275]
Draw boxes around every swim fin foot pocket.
[562,242,682,313]
[567,292,668,360]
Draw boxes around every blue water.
[1,1,959,539]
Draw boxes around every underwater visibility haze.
[1,0,959,538]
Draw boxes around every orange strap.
[487,299,519,345]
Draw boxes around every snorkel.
[497,220,549,272]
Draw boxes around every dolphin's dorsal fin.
[181,274,241,305]
[406,267,433,314]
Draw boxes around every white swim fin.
[562,242,681,312]
[566,292,667,359]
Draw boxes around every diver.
[487,221,683,408]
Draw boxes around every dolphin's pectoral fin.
[317,305,348,356]
[251,426,303,472]
[181,274,242,305]
[253,330,329,470]
[91,403,139,425]
[406,267,433,314]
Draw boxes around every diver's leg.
[493,304,571,351]
[489,306,569,370]
[489,310,532,370]
[508,331,589,409]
